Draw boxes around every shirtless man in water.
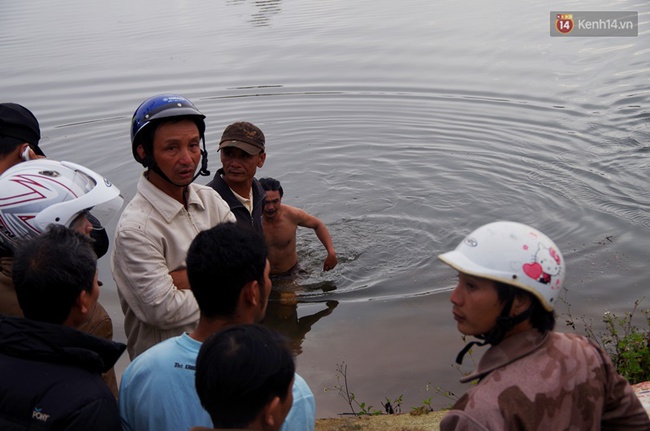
[259,177,337,276]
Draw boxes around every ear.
[257,152,266,168]
[511,292,533,316]
[136,144,147,161]
[76,290,92,316]
[262,396,282,428]
[242,280,261,307]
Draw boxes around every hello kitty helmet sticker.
[438,221,565,311]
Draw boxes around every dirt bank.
[315,382,650,430]
[315,411,445,431]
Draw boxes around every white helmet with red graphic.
[438,221,565,311]
[0,159,123,251]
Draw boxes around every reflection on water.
[265,289,339,355]
[227,0,282,27]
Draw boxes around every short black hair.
[186,222,267,318]
[259,177,283,198]
[12,224,97,324]
[195,324,295,428]
[495,282,555,333]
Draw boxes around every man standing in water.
[207,121,266,233]
[259,177,337,276]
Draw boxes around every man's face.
[262,190,282,218]
[220,146,265,186]
[69,212,93,236]
[449,272,503,336]
[149,119,201,186]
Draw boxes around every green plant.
[563,297,650,384]
[410,396,433,416]
[325,362,383,416]
[600,301,650,384]
[382,394,403,414]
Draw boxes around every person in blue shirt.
[118,222,316,431]
[191,324,295,431]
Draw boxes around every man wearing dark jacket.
[207,122,267,233]
[0,225,125,431]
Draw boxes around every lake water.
[2,0,649,417]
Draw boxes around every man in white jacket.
[112,94,235,359]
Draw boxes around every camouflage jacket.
[440,329,649,431]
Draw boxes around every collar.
[137,173,206,223]
[460,329,549,383]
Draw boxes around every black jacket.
[207,168,266,234]
[0,315,126,431]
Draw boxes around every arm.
[598,341,650,430]
[111,227,198,329]
[65,397,122,431]
[440,410,491,431]
[293,207,337,271]
[169,269,190,290]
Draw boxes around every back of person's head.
[12,224,97,324]
[0,102,43,157]
[259,177,283,197]
[186,222,267,318]
[195,324,295,429]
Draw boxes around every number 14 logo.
[556,14,574,34]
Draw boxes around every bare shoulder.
[282,204,312,221]
[282,204,323,228]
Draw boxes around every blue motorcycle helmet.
[130,94,210,181]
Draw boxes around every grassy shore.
[313,381,650,430]
[315,411,446,431]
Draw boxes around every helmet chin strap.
[455,296,533,365]
[145,138,211,188]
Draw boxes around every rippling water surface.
[2,0,649,416]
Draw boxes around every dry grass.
[315,411,446,431]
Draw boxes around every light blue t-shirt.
[118,333,315,431]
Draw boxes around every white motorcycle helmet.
[0,159,124,251]
[439,221,565,311]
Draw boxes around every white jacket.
[112,174,235,359]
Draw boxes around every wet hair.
[195,324,295,428]
[186,222,267,318]
[12,224,97,324]
[259,177,283,198]
[495,282,555,333]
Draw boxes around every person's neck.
[224,177,253,199]
[0,156,19,175]
[189,313,256,343]
[146,170,186,206]
[502,319,534,340]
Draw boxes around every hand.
[323,253,338,271]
